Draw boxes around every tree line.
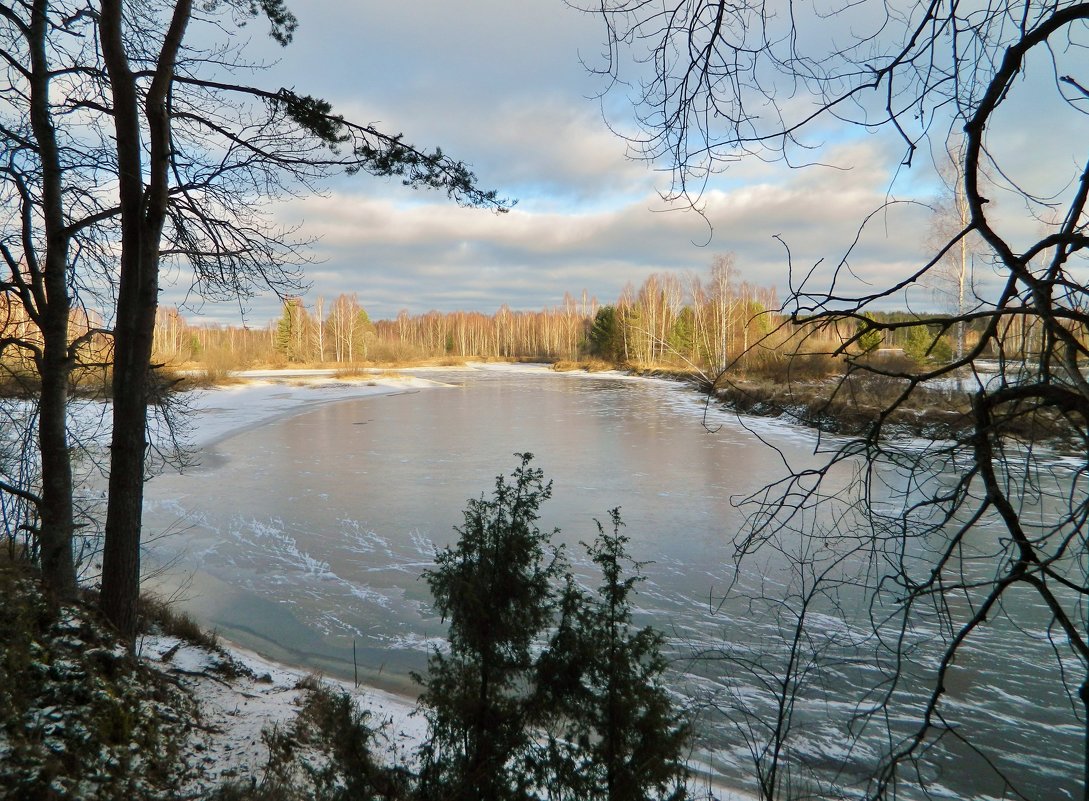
[151,257,779,369]
[4,250,1044,401]
[146,254,1041,375]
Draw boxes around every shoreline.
[149,363,757,800]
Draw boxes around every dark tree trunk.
[37,326,76,600]
[98,0,192,642]
[100,297,154,642]
[28,0,76,600]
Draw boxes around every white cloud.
[168,135,948,323]
[171,4,1066,325]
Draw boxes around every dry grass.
[551,359,616,373]
[716,371,973,439]
[742,350,844,383]
[331,366,375,379]
[0,362,118,399]
[139,593,219,650]
[0,366,40,398]
[435,355,467,367]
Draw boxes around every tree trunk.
[100,283,156,640]
[98,0,191,642]
[37,330,76,599]
[98,0,143,641]
[99,0,145,641]
[29,0,76,600]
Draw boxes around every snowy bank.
[177,371,455,450]
[136,632,424,798]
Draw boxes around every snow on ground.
[138,629,751,801]
[137,632,423,797]
[180,370,455,449]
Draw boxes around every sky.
[166,1,1086,325]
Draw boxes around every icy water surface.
[143,368,1080,800]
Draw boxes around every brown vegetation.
[715,374,973,440]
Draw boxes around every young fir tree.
[415,454,562,801]
[536,509,690,801]
[589,306,623,362]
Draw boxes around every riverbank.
[3,363,756,799]
[150,364,752,800]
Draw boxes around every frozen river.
[143,366,1080,800]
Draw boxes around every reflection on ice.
[142,366,1081,801]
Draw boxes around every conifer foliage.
[415,454,560,801]
[415,455,689,801]
[538,510,690,801]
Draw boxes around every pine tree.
[668,307,696,361]
[856,315,883,355]
[416,462,689,801]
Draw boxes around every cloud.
[328,94,650,207]
[167,134,948,323]
[171,5,1051,325]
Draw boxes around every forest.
[139,258,1025,377]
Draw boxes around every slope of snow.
[138,633,423,797]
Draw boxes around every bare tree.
[582,1,1089,798]
[312,295,325,363]
[2,0,507,637]
[0,1,116,600]
[927,135,984,362]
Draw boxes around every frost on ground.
[137,633,423,798]
[0,563,195,801]
[0,555,421,801]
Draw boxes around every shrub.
[416,457,689,801]
[139,593,219,651]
